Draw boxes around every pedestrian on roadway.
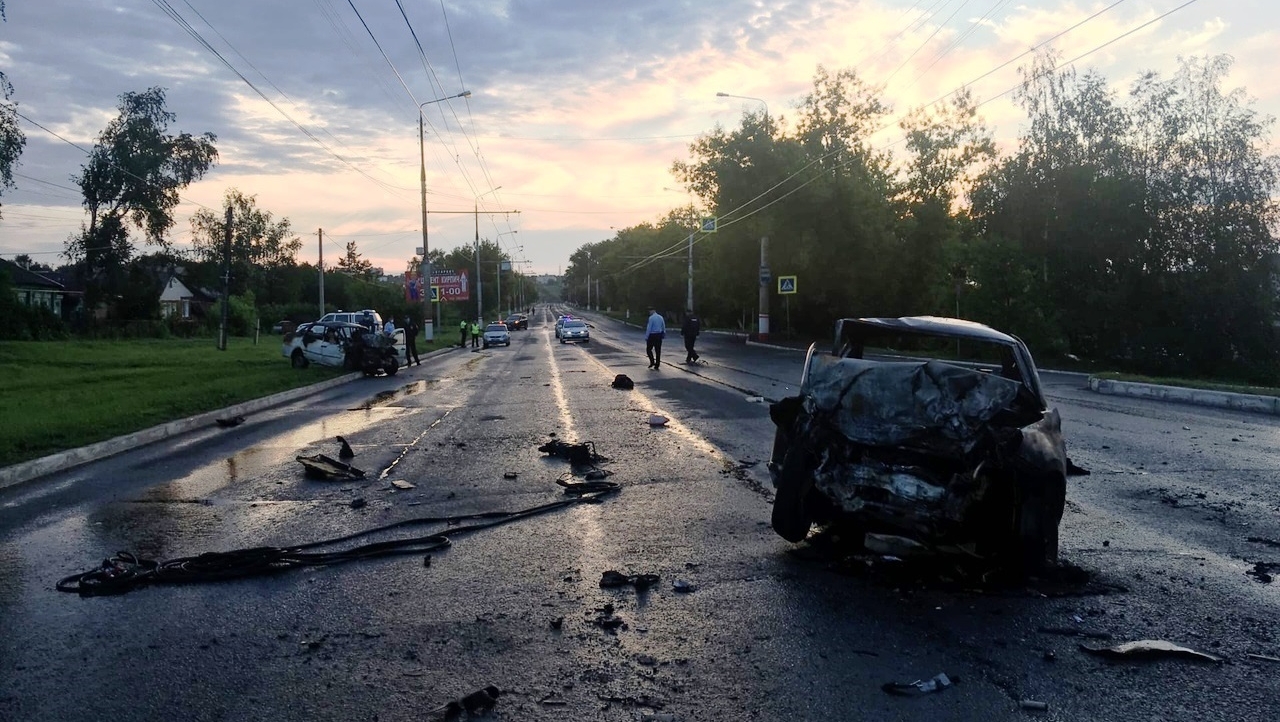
[405,317,421,366]
[681,309,701,364]
[470,320,481,348]
[459,318,468,347]
[645,308,666,369]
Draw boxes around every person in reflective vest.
[470,320,481,348]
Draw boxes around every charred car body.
[283,321,403,377]
[769,317,1068,572]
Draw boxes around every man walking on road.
[645,308,666,369]
[681,309,701,364]
[459,318,468,348]
[405,317,421,366]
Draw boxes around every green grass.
[0,337,355,468]
[1091,371,1280,398]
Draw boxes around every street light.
[419,89,471,341]
[475,186,503,323]
[494,230,518,317]
[715,91,768,123]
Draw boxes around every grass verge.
[0,337,355,468]
[1091,371,1280,398]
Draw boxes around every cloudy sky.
[0,0,1275,276]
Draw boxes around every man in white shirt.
[645,308,666,369]
[383,317,396,335]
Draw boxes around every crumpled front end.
[771,353,1065,566]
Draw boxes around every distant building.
[1,258,82,320]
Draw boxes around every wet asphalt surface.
[1,307,1279,721]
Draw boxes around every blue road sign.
[430,286,441,303]
[701,217,717,233]
[778,276,797,294]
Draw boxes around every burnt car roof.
[839,316,1019,345]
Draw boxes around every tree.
[0,0,26,217]
[64,87,218,305]
[190,188,301,302]
[336,240,375,278]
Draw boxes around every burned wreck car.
[768,316,1069,572]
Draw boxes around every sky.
[0,0,1276,277]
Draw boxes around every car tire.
[1014,472,1065,572]
[771,443,815,543]
[291,350,309,369]
[385,358,399,376]
[560,339,566,344]
[483,343,489,349]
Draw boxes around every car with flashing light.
[482,322,511,348]
[505,313,528,330]
[558,319,590,344]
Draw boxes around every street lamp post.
[419,90,471,341]
[716,92,771,341]
[495,230,518,317]
[474,187,503,323]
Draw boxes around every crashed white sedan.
[283,321,406,371]
[768,316,1072,573]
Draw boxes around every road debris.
[432,685,501,720]
[336,435,355,458]
[1019,700,1049,711]
[214,415,245,428]
[672,579,697,593]
[390,480,415,490]
[539,439,602,465]
[600,570,660,589]
[549,616,564,630]
[539,693,568,706]
[503,472,518,479]
[296,454,366,480]
[648,413,669,427]
[882,672,956,696]
[612,374,635,390]
[349,497,367,509]
[1080,639,1224,663]
[1246,537,1280,548]
[1247,561,1280,583]
[1247,653,1280,663]
[745,396,765,403]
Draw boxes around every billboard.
[430,269,470,302]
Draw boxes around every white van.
[318,309,382,329]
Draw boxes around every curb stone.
[0,345,458,491]
[1088,376,1280,416]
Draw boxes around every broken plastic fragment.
[882,672,955,696]
[1080,639,1223,663]
[390,480,415,490]
[297,454,365,480]
[673,579,697,593]
[745,396,765,403]
[648,414,669,426]
[865,533,932,558]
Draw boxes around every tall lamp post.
[419,89,471,341]
[474,187,503,323]
[716,92,771,341]
[494,230,518,317]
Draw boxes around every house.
[159,275,215,319]
[1,258,82,320]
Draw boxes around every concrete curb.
[1088,376,1280,415]
[0,345,459,491]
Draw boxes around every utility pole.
[218,205,232,350]
[418,114,434,341]
[586,250,591,309]
[475,201,483,324]
[686,228,694,313]
[318,228,325,319]
[758,235,769,342]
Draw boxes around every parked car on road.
[768,316,1069,573]
[283,321,405,375]
[558,319,590,344]
[482,323,511,348]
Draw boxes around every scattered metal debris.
[1247,561,1280,583]
[1246,653,1280,663]
[600,570,660,589]
[297,454,366,480]
[1080,639,1223,663]
[539,439,602,465]
[882,672,956,696]
[648,414,669,427]
[612,374,635,390]
[390,480,415,490]
[745,396,766,403]
[214,415,245,428]
[337,435,355,459]
[349,498,366,509]
[503,472,518,479]
[539,693,568,706]
[1019,700,1049,711]
[672,579,697,593]
[432,685,501,720]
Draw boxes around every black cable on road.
[57,483,620,597]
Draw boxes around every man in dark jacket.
[405,317,421,366]
[681,309,701,364]
[459,318,468,348]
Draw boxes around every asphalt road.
[1,307,1278,721]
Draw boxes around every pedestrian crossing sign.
[700,217,717,233]
[778,276,797,294]
[430,286,441,302]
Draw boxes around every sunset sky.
[0,0,1274,276]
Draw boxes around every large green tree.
[0,1,26,217]
[189,188,301,303]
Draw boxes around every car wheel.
[560,339,566,344]
[291,350,309,369]
[583,339,590,344]
[385,358,399,376]
[771,443,816,542]
[506,341,511,346]
[483,343,489,349]
[1014,473,1066,572]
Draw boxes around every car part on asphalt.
[1019,700,1050,711]
[1246,561,1280,583]
[538,438,603,466]
[611,374,634,390]
[768,316,1071,575]
[390,480,414,490]
[672,579,697,593]
[56,482,620,596]
[296,453,366,480]
[1247,653,1280,663]
[882,672,956,696]
[1079,639,1224,663]
[336,435,355,459]
[599,570,660,589]
[648,414,669,427]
